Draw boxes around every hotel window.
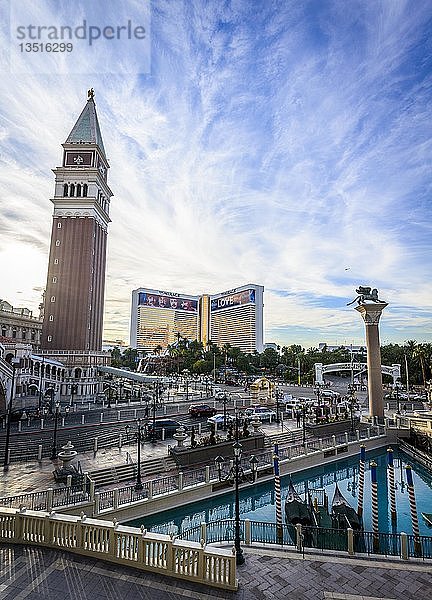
[54,258,59,265]
[57,222,62,229]
[52,276,57,283]
[47,335,52,342]
[49,315,54,321]
[50,296,56,303]
[55,240,60,246]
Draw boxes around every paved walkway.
[0,421,289,498]
[0,543,430,599]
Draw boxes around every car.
[319,390,340,400]
[244,406,277,421]
[189,404,216,418]
[207,413,234,426]
[147,419,186,438]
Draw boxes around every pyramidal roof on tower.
[65,90,106,158]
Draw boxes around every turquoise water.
[128,448,432,537]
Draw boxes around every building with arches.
[0,300,42,349]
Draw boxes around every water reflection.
[128,448,432,537]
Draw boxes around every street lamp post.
[38,356,45,410]
[3,358,20,472]
[395,385,400,415]
[275,389,281,424]
[222,393,228,431]
[135,418,144,491]
[70,383,77,407]
[233,441,245,565]
[214,446,258,566]
[51,402,60,460]
[151,389,157,443]
[348,384,356,432]
[302,404,307,446]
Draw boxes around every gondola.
[331,483,362,530]
[284,479,313,527]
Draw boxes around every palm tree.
[413,343,431,387]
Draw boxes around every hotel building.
[130,284,264,354]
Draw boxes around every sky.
[0,0,431,349]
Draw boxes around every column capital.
[355,302,388,325]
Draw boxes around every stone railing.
[0,506,237,591]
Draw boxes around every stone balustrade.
[0,506,237,591]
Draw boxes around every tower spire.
[65,89,106,157]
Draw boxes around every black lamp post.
[151,390,157,443]
[347,384,356,432]
[233,441,245,565]
[38,356,44,410]
[3,358,20,472]
[215,455,224,480]
[51,401,60,460]
[222,393,228,431]
[395,385,400,415]
[302,404,307,446]
[70,383,77,407]
[135,418,144,491]
[275,388,281,424]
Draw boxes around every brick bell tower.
[41,89,113,352]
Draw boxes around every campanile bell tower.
[41,89,113,351]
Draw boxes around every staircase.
[265,429,314,447]
[89,456,178,488]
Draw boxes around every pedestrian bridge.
[98,366,170,384]
[315,362,400,385]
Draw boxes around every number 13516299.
[19,43,73,52]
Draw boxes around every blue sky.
[0,0,431,348]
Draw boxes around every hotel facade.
[130,284,264,354]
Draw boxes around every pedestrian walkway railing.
[0,426,387,516]
[180,519,432,561]
[0,506,237,591]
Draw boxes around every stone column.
[355,302,388,418]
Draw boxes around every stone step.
[88,456,178,488]
[265,429,313,447]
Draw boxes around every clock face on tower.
[64,151,94,167]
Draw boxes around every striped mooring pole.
[357,445,366,518]
[273,444,283,543]
[387,448,397,524]
[370,460,380,553]
[405,465,422,556]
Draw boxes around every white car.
[244,406,277,421]
[319,390,340,400]
[207,413,234,425]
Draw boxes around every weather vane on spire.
[87,88,95,100]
